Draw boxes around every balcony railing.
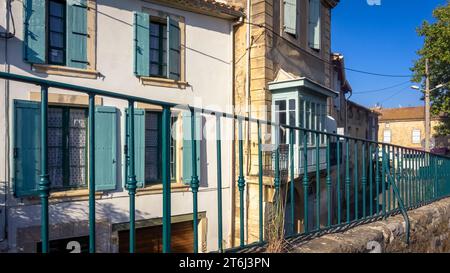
[1,71,450,253]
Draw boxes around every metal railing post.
[290,129,296,234]
[237,118,245,247]
[88,94,96,253]
[127,100,137,253]
[216,114,223,251]
[257,121,264,243]
[162,106,171,253]
[191,109,200,253]
[39,85,50,253]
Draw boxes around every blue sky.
[331,0,447,108]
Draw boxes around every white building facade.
[0,0,243,252]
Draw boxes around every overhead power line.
[353,80,412,94]
[243,21,415,78]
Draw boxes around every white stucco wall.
[0,0,236,252]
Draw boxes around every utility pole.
[425,58,431,152]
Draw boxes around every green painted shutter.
[125,108,145,188]
[23,0,46,64]
[67,0,88,68]
[14,100,41,197]
[167,16,181,80]
[134,12,150,76]
[308,0,321,50]
[284,0,297,35]
[182,112,201,185]
[94,106,117,191]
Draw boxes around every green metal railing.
[1,71,450,253]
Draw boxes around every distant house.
[374,106,450,154]
[330,53,379,141]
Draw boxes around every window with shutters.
[134,8,186,88]
[23,0,97,77]
[13,99,117,197]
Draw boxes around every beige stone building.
[225,0,341,245]
[375,106,450,154]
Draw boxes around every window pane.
[49,17,64,33]
[150,23,160,35]
[150,50,159,62]
[49,1,64,17]
[150,64,159,76]
[48,108,64,188]
[50,32,64,48]
[69,109,87,188]
[150,38,159,49]
[275,100,286,111]
[49,49,64,64]
[289,99,295,110]
[145,112,160,183]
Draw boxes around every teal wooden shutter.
[23,0,46,64]
[308,0,321,50]
[182,112,201,185]
[125,108,145,188]
[94,106,117,191]
[67,0,88,68]
[134,12,150,76]
[167,16,181,81]
[14,100,41,197]
[284,0,297,35]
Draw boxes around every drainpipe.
[345,90,352,136]
[230,15,244,249]
[0,0,13,243]
[244,0,251,246]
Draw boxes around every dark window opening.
[48,0,66,65]
[149,20,167,78]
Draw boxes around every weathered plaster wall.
[378,120,441,149]
[290,197,450,253]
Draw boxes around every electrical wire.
[243,21,415,78]
[353,80,412,94]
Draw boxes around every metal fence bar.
[326,135,332,227]
[361,141,366,218]
[290,129,296,234]
[216,114,223,252]
[127,100,137,253]
[337,137,341,225]
[191,109,200,253]
[303,130,309,233]
[345,138,351,223]
[257,121,264,243]
[237,118,245,247]
[369,143,373,216]
[315,133,320,229]
[39,85,50,253]
[162,106,171,253]
[354,140,358,220]
[88,94,96,253]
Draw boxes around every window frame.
[412,129,421,144]
[383,129,391,143]
[149,19,168,78]
[143,110,178,186]
[47,0,67,66]
[48,104,88,191]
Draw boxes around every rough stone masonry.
[289,197,450,253]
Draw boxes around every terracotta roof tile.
[375,106,425,122]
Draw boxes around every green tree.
[411,1,450,136]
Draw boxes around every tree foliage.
[411,1,450,136]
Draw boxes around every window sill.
[136,183,190,195]
[32,64,100,79]
[49,189,103,200]
[140,76,187,89]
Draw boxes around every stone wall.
[288,197,450,253]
